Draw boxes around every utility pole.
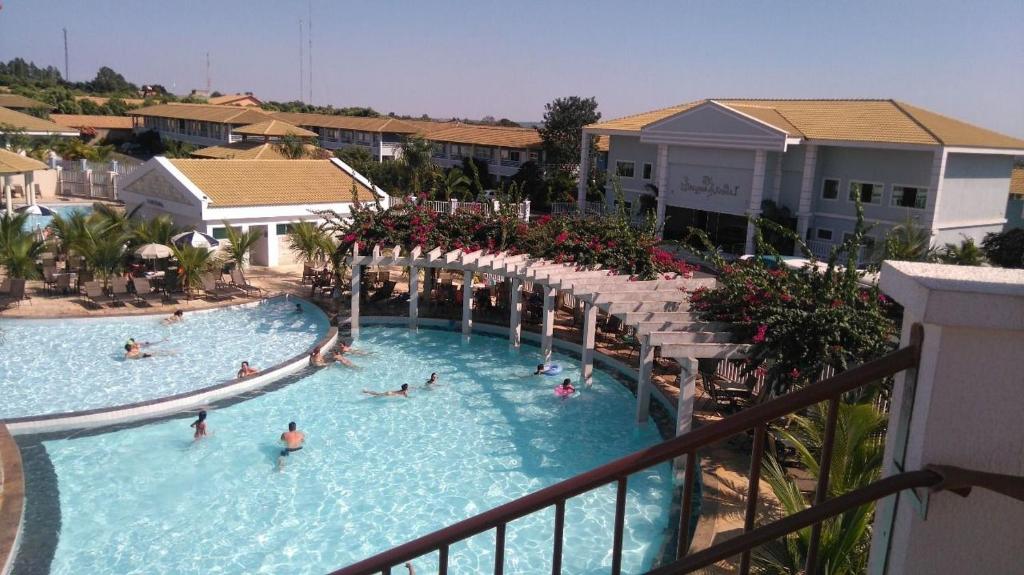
[62,28,69,81]
[308,0,313,105]
[299,19,304,102]
[205,51,211,93]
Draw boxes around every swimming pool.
[22,203,93,231]
[0,298,328,419]
[22,327,672,574]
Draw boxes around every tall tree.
[89,66,138,94]
[400,136,436,194]
[538,96,601,174]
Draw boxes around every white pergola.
[349,245,749,435]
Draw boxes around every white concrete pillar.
[350,247,361,338]
[771,152,783,204]
[579,301,597,387]
[540,286,557,361]
[509,277,522,347]
[655,144,669,232]
[794,144,818,253]
[408,265,419,329]
[576,131,591,209]
[924,149,948,236]
[676,357,698,436]
[636,336,654,424]
[3,177,11,216]
[744,149,768,254]
[868,262,1024,575]
[462,269,473,335]
[26,172,35,205]
[265,223,279,268]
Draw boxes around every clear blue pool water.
[38,327,672,574]
[0,298,328,419]
[22,203,93,231]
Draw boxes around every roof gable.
[640,101,791,150]
[0,106,79,135]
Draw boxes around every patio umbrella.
[134,243,173,259]
[14,204,56,216]
[171,230,221,250]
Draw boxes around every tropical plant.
[400,136,436,194]
[753,400,887,574]
[170,244,223,294]
[46,209,90,258]
[75,221,127,287]
[0,212,44,279]
[874,216,936,263]
[433,168,471,200]
[130,214,180,247]
[937,237,985,266]
[221,223,264,270]
[981,228,1024,268]
[90,202,139,236]
[287,221,334,264]
[274,134,308,159]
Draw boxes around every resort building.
[207,92,263,107]
[129,103,274,147]
[270,112,418,161]
[119,157,387,267]
[0,106,79,139]
[50,114,135,143]
[581,99,1024,256]
[191,141,331,160]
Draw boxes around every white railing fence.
[389,197,531,222]
[54,158,141,200]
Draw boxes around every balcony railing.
[806,239,872,267]
[327,324,1024,575]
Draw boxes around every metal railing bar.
[611,477,628,574]
[805,396,840,574]
[438,545,448,575]
[494,523,506,575]
[677,452,697,560]
[738,425,767,574]
[330,329,922,575]
[552,500,566,575]
[645,469,944,575]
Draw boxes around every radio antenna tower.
[299,20,304,102]
[63,28,69,81]
[308,0,313,105]
[205,52,211,93]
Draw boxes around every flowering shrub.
[320,194,696,279]
[689,206,896,395]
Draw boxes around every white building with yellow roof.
[118,158,388,267]
[581,99,1024,256]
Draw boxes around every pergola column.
[541,286,557,360]
[408,264,419,329]
[579,301,597,387]
[462,269,473,335]
[350,248,361,338]
[3,176,12,216]
[576,131,591,209]
[655,144,669,231]
[26,172,35,205]
[676,357,698,437]
[509,277,522,347]
[636,336,654,424]
[744,149,767,255]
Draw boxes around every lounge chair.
[132,278,165,305]
[200,274,236,300]
[229,269,263,297]
[0,278,9,296]
[110,277,131,304]
[53,273,72,296]
[83,281,115,307]
[0,278,26,308]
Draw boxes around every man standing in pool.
[277,421,305,471]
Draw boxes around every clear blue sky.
[1,0,1022,136]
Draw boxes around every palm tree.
[753,401,887,574]
[434,168,471,200]
[170,244,223,294]
[274,135,308,159]
[221,223,264,270]
[75,220,128,288]
[0,213,45,279]
[287,221,333,265]
[938,237,985,266]
[400,136,435,194]
[874,216,936,263]
[130,214,180,247]
[46,210,90,259]
[89,202,140,237]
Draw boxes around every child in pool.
[190,410,208,440]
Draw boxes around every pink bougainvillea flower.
[342,233,357,243]
[752,324,768,343]
[789,368,801,379]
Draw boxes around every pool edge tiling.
[3,297,336,435]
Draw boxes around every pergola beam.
[647,331,736,345]
[634,321,733,336]
[602,301,686,314]
[659,343,750,359]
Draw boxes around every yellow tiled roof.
[233,119,317,138]
[423,124,542,148]
[130,103,271,124]
[191,141,330,160]
[588,99,1024,149]
[168,159,376,207]
[0,94,49,109]
[0,106,78,134]
[271,112,420,134]
[1010,164,1024,197]
[0,148,48,174]
[207,94,262,106]
[51,114,134,129]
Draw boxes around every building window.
[848,181,883,204]
[615,161,635,178]
[891,185,927,209]
[327,129,338,142]
[821,178,840,200]
[642,163,653,180]
[816,228,833,241]
[276,223,294,236]
[210,227,227,240]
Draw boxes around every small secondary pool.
[24,327,672,574]
[22,203,93,231]
[0,298,328,419]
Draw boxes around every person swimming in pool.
[559,378,576,394]
[277,421,305,471]
[294,303,303,314]
[309,346,327,367]
[337,340,369,356]
[363,383,409,398]
[162,310,184,325]
[190,410,208,440]
[424,373,439,387]
[237,361,259,378]
[124,341,152,359]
